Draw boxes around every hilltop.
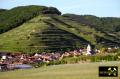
[0,5,120,53]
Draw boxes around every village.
[0,44,119,72]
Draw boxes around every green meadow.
[0,61,120,79]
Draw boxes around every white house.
[2,55,6,60]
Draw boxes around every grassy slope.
[0,14,119,53]
[0,61,120,79]
[62,14,120,46]
[0,15,46,53]
[55,16,120,47]
[0,15,92,53]
[50,16,104,45]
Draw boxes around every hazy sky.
[0,0,120,17]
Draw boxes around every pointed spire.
[86,44,91,55]
[34,53,39,57]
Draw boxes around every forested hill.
[0,5,119,53]
[0,9,7,13]
[62,14,120,32]
[0,5,61,34]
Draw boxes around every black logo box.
[99,66,118,77]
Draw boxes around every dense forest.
[0,9,7,13]
[0,5,61,34]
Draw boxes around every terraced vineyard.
[0,15,90,53]
[0,5,120,53]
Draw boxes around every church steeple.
[86,44,92,55]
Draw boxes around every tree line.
[0,5,61,34]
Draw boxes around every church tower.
[86,44,92,55]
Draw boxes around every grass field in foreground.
[0,61,120,79]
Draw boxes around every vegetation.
[31,52,120,68]
[0,9,7,13]
[63,14,120,32]
[0,61,120,79]
[0,5,120,79]
[0,5,61,34]
[62,14,120,46]
[0,5,120,53]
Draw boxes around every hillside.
[0,15,90,53]
[63,14,120,32]
[0,5,120,53]
[62,14,120,46]
[0,5,61,34]
[0,9,7,13]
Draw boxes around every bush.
[31,53,119,68]
[31,62,47,68]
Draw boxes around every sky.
[0,0,120,17]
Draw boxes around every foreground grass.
[0,61,120,79]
